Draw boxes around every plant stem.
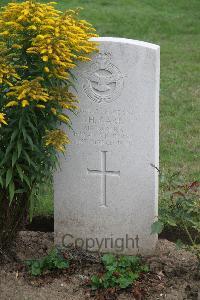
[183,224,195,246]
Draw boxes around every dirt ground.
[0,231,199,300]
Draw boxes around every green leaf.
[25,259,34,267]
[23,174,31,188]
[6,168,12,188]
[12,151,18,167]
[102,254,115,266]
[117,275,136,289]
[19,116,23,130]
[27,134,34,150]
[31,262,43,276]
[141,265,149,273]
[32,144,40,153]
[54,260,69,269]
[4,142,14,159]
[16,164,24,182]
[167,218,177,227]
[91,275,101,289]
[106,264,117,273]
[17,140,22,158]
[0,176,3,188]
[9,180,15,204]
[151,221,164,234]
[27,118,38,135]
[22,127,27,141]
[10,128,19,143]
[30,160,38,170]
[23,150,31,165]
[119,255,140,268]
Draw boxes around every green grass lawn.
[1,0,199,216]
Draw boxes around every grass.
[33,183,54,216]
[1,0,200,216]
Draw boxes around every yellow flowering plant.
[0,0,97,247]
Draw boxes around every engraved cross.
[87,151,120,207]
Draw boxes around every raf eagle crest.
[80,52,124,104]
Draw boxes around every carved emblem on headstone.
[81,52,124,103]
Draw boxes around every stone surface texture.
[54,37,160,255]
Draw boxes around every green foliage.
[33,182,53,216]
[0,108,58,212]
[151,220,164,235]
[152,172,200,261]
[0,104,58,246]
[157,172,200,237]
[90,254,148,290]
[26,248,69,276]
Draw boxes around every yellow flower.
[12,44,22,49]
[28,25,37,30]
[0,31,9,36]
[17,1,98,79]
[17,16,25,22]
[0,55,20,86]
[36,104,45,109]
[31,17,42,23]
[5,101,18,107]
[41,25,54,30]
[22,100,29,107]
[42,56,48,62]
[36,34,45,40]
[60,102,79,110]
[0,0,97,138]
[77,56,91,62]
[51,107,57,114]
[44,67,50,73]
[0,113,7,125]
[58,114,70,123]
[44,129,70,152]
[7,78,50,106]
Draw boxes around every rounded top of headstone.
[90,37,160,50]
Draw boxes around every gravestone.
[54,37,160,255]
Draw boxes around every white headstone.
[54,37,160,255]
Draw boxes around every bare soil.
[0,231,199,300]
